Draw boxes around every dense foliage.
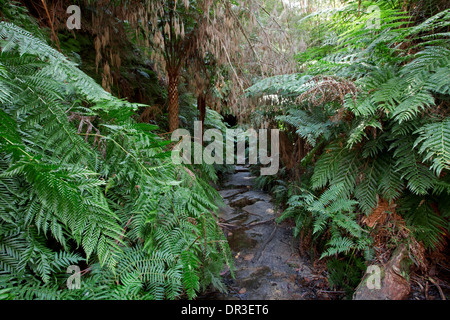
[1,0,449,300]
[0,21,232,300]
[247,0,449,292]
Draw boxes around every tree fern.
[0,21,232,300]
[249,3,449,269]
[276,109,335,147]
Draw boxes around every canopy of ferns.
[0,21,233,300]
[247,0,450,271]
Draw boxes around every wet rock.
[242,201,275,216]
[228,195,257,207]
[241,190,272,202]
[227,229,258,251]
[236,191,271,204]
[218,188,246,199]
[218,204,236,221]
[240,266,272,290]
[226,210,250,224]
[226,190,272,208]
[225,172,255,187]
[235,165,250,173]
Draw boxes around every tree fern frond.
[414,119,450,176]
[311,140,347,190]
[320,235,355,258]
[392,136,437,195]
[398,195,448,250]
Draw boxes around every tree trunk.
[168,70,179,132]
[197,93,206,145]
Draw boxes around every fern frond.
[398,195,448,250]
[414,119,450,176]
[391,136,437,195]
[311,140,348,190]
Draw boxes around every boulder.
[353,244,411,300]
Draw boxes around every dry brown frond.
[365,199,428,271]
[296,76,359,107]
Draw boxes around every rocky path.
[204,166,319,300]
[201,166,450,301]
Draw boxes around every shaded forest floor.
[199,166,450,300]
[200,165,346,300]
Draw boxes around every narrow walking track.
[204,165,321,300]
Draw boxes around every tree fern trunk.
[168,70,179,132]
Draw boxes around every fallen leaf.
[243,253,254,261]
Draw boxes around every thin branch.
[40,0,61,52]
[429,277,447,300]
[219,0,265,77]
[256,2,284,30]
[219,37,244,92]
